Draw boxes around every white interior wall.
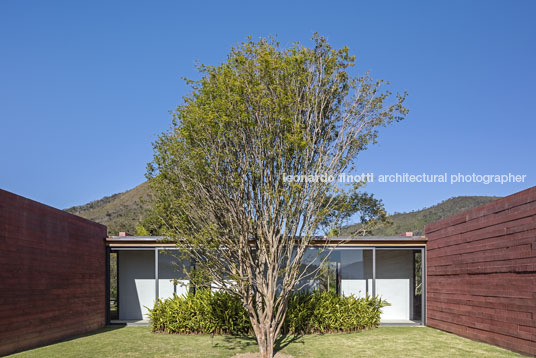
[118,250,190,321]
[341,279,368,297]
[158,251,189,299]
[339,249,373,298]
[116,247,417,322]
[118,250,155,320]
[375,250,414,321]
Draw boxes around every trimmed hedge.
[148,290,388,335]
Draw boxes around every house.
[106,234,427,325]
[3,187,534,356]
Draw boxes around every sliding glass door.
[301,246,425,324]
[333,248,373,298]
[375,249,421,322]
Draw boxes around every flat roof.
[106,235,427,247]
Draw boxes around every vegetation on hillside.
[65,181,500,238]
[341,195,500,236]
[64,181,154,235]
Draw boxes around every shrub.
[149,289,250,335]
[149,290,388,335]
[283,291,387,334]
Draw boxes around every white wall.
[118,250,190,321]
[118,250,155,320]
[117,248,416,322]
[375,250,414,321]
[158,251,189,299]
[339,249,373,298]
[341,279,371,298]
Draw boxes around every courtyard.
[10,326,521,358]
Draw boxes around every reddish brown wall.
[425,186,536,356]
[0,189,107,356]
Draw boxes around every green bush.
[283,291,387,334]
[149,290,388,335]
[149,289,251,335]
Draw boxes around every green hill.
[66,182,500,237]
[341,195,500,236]
[65,181,154,235]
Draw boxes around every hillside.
[65,181,154,235]
[341,195,500,236]
[66,182,500,237]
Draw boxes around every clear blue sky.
[1,0,535,214]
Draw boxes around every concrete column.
[372,247,376,297]
[421,247,426,325]
[155,248,159,301]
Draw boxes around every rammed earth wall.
[0,189,107,356]
[425,186,536,356]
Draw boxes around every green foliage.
[64,181,154,236]
[149,290,388,335]
[144,35,406,355]
[283,291,387,334]
[320,189,388,235]
[145,34,409,246]
[110,252,117,299]
[341,196,500,236]
[149,290,251,335]
[64,180,500,238]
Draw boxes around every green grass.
[9,326,521,358]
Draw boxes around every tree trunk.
[256,326,275,358]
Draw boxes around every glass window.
[299,248,373,298]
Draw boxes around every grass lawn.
[10,326,521,358]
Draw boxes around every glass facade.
[110,245,425,323]
[300,246,424,323]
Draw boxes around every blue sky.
[1,0,535,214]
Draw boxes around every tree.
[147,35,408,358]
[319,187,388,236]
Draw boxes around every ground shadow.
[48,325,127,343]
[274,334,305,352]
[10,325,126,356]
[215,335,257,351]
[214,333,305,354]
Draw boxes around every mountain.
[340,195,500,236]
[65,181,154,235]
[65,182,500,237]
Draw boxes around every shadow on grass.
[214,333,305,354]
[10,325,126,356]
[215,335,257,351]
[275,334,305,352]
[50,325,127,343]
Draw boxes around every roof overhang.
[106,235,427,248]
